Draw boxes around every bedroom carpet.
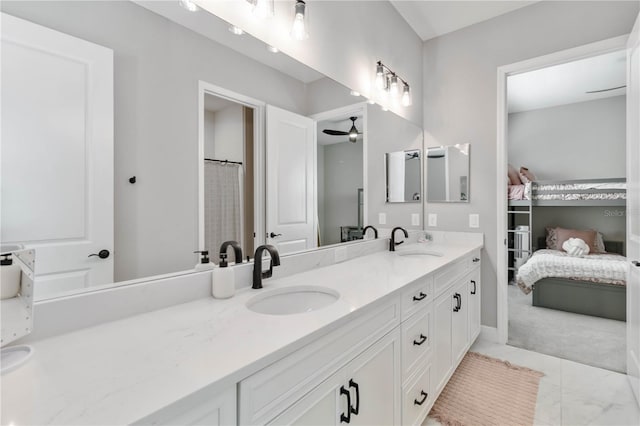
[429,352,543,426]
[508,284,626,373]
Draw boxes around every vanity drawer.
[401,275,433,319]
[434,257,468,296]
[239,296,400,425]
[468,249,481,269]
[401,306,433,382]
[402,363,432,426]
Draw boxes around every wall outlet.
[411,213,420,226]
[469,213,480,228]
[428,213,437,227]
[334,246,348,263]
[378,212,387,225]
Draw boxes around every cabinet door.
[451,280,469,366]
[433,291,453,393]
[348,329,401,426]
[268,369,346,426]
[468,268,481,343]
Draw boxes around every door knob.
[269,232,282,238]
[88,249,110,259]
[633,260,640,267]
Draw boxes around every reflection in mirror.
[426,144,470,203]
[316,111,365,245]
[202,93,255,264]
[385,150,422,203]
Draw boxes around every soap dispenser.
[212,256,235,299]
[194,250,214,271]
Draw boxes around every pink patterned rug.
[430,352,544,426]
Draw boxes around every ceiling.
[508,49,627,113]
[390,1,538,41]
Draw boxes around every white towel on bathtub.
[562,237,590,257]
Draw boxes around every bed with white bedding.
[516,248,627,321]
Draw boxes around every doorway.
[496,36,629,370]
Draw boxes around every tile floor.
[425,340,640,426]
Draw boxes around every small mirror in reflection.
[426,143,470,203]
[385,149,422,203]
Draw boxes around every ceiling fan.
[322,116,361,143]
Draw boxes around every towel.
[562,237,590,257]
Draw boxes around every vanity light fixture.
[178,0,198,12]
[401,84,412,107]
[375,61,412,107]
[251,0,274,19]
[266,45,279,53]
[229,25,245,35]
[291,0,309,41]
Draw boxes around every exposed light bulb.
[253,0,273,19]
[266,45,279,53]
[229,25,244,35]
[349,126,358,142]
[401,84,412,107]
[389,75,400,97]
[178,0,198,12]
[375,63,385,90]
[291,0,308,41]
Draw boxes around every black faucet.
[362,225,378,239]
[390,227,409,251]
[219,241,243,266]
[253,245,281,289]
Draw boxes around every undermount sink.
[247,286,340,315]
[396,250,444,257]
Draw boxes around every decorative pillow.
[555,227,598,254]
[508,164,521,185]
[594,231,606,253]
[519,166,536,183]
[545,227,558,249]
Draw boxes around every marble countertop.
[1,240,482,425]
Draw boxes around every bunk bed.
[507,177,627,321]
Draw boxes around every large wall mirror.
[426,144,471,203]
[0,1,423,301]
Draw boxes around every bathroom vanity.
[1,234,482,425]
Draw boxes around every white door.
[1,14,114,300]
[433,291,453,394]
[266,105,316,254]
[349,329,401,426]
[451,280,469,366]
[627,11,640,406]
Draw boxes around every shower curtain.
[204,162,242,260]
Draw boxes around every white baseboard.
[479,325,499,343]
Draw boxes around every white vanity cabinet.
[269,329,401,425]
[432,250,482,397]
[239,297,402,425]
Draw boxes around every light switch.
[378,212,387,225]
[428,213,437,227]
[469,213,480,228]
[411,213,420,226]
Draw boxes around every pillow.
[546,227,606,253]
[519,166,536,183]
[508,164,521,185]
[554,227,599,254]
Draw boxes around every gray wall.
[508,96,626,179]
[2,1,308,282]
[320,142,364,245]
[367,104,423,229]
[422,0,639,327]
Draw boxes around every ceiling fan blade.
[322,129,349,135]
[586,85,626,94]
